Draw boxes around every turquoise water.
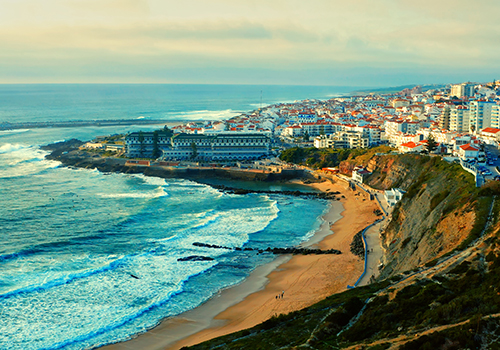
[0,84,347,349]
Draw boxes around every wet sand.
[103,179,380,350]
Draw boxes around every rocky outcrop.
[350,231,365,259]
[192,242,342,255]
[177,256,214,262]
[211,185,341,200]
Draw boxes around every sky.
[0,0,499,86]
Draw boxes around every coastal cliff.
[184,151,500,349]
[358,155,479,278]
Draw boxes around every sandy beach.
[103,178,381,350]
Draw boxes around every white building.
[480,127,500,145]
[165,133,271,161]
[449,105,470,132]
[314,131,369,149]
[492,104,500,129]
[282,125,303,137]
[399,141,424,153]
[127,132,271,161]
[450,83,475,98]
[125,130,172,158]
[384,188,405,206]
[469,100,495,131]
[352,166,371,183]
[457,143,480,160]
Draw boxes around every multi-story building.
[450,83,475,98]
[449,105,470,132]
[162,133,271,161]
[385,120,419,138]
[469,100,495,132]
[299,122,343,137]
[391,98,410,108]
[210,133,271,160]
[126,131,271,161]
[125,130,173,158]
[314,131,369,149]
[491,104,500,129]
[438,106,450,130]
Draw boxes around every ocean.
[0,84,353,350]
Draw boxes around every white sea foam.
[98,187,168,199]
[0,144,59,178]
[174,197,280,250]
[132,174,169,187]
[168,109,239,121]
[0,143,29,154]
[0,129,30,136]
[0,253,217,350]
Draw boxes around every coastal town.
[83,81,500,188]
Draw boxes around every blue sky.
[1,0,499,86]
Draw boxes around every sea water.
[0,84,350,350]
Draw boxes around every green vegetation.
[152,131,161,158]
[423,134,438,154]
[430,190,451,211]
[190,142,198,159]
[279,145,393,169]
[138,131,145,157]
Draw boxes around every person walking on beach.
[281,290,284,299]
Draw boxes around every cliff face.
[340,154,479,278]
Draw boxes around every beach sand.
[103,178,380,350]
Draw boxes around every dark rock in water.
[178,255,214,262]
[192,242,341,255]
[130,274,140,279]
[41,139,84,159]
[193,242,232,250]
[209,184,340,200]
[41,139,83,152]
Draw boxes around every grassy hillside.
[279,145,394,169]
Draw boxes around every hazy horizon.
[1,0,499,86]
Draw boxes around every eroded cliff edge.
[347,154,481,279]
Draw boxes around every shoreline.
[102,178,381,350]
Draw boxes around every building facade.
[125,130,173,158]
[126,131,271,161]
[450,83,475,98]
[314,131,369,149]
[469,100,495,132]
[449,105,470,132]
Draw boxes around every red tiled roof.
[482,127,500,134]
[400,142,419,148]
[459,144,479,151]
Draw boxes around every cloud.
[0,0,500,84]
